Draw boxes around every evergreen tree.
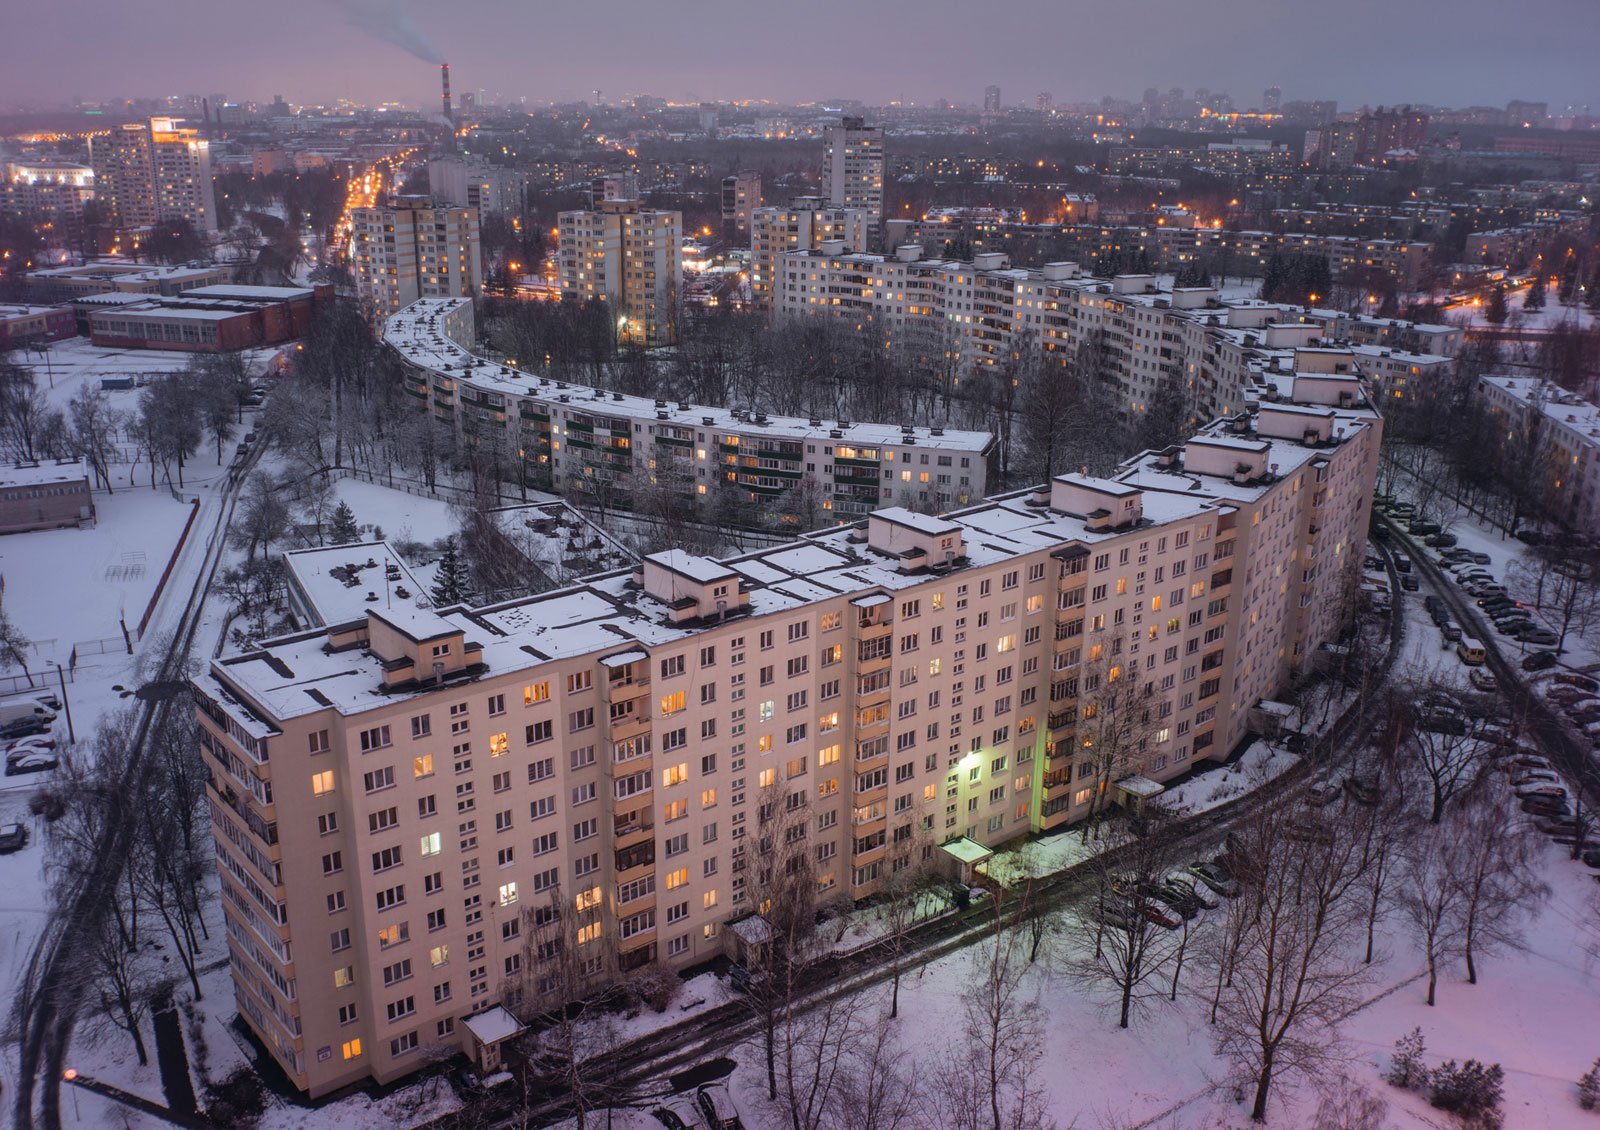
[1558,260,1579,305]
[1386,1027,1427,1089]
[1524,274,1547,311]
[1579,1059,1600,1111]
[1485,283,1508,325]
[1427,1059,1504,1127]
[328,500,361,545]
[1586,266,1600,314]
[431,535,470,606]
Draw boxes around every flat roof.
[384,299,994,454]
[0,459,89,488]
[282,542,428,628]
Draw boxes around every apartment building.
[821,116,884,236]
[88,117,218,233]
[748,197,869,308]
[721,172,761,236]
[1479,377,1600,535]
[384,299,995,519]
[2,160,95,220]
[195,370,1379,1097]
[426,156,529,222]
[776,248,1451,419]
[350,196,482,322]
[558,199,682,348]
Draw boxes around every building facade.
[194,373,1379,1098]
[0,459,95,533]
[2,160,95,220]
[88,117,218,233]
[1479,376,1600,535]
[748,197,869,308]
[384,299,995,520]
[821,117,884,236]
[350,197,482,322]
[774,247,1454,420]
[720,172,761,236]
[558,199,682,348]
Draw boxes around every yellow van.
[1456,637,1486,666]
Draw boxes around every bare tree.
[1062,810,1189,1029]
[830,1003,921,1130]
[505,885,621,1129]
[1398,822,1462,1007]
[88,896,152,1066]
[924,902,1055,1130]
[741,783,820,1101]
[1450,791,1548,985]
[776,983,871,1130]
[230,472,294,559]
[1311,1073,1391,1130]
[1073,639,1161,842]
[873,818,941,1017]
[1210,799,1373,1121]
[66,384,122,493]
[1402,687,1488,823]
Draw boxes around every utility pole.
[51,662,75,743]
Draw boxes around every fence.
[0,669,70,697]
[69,635,132,669]
[137,498,202,640]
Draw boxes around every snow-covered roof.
[0,459,90,489]
[941,836,994,864]
[1115,775,1166,799]
[728,915,775,945]
[648,549,738,584]
[462,1005,525,1047]
[282,542,428,629]
[384,298,993,454]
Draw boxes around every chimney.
[441,63,452,123]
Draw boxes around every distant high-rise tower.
[1263,85,1282,113]
[721,171,761,235]
[984,85,1002,113]
[1036,92,1053,115]
[88,117,217,233]
[821,116,883,238]
[441,63,452,122]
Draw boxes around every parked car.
[1521,796,1571,818]
[1139,900,1184,929]
[1424,595,1445,615]
[1188,862,1240,897]
[1469,669,1497,692]
[0,717,49,740]
[1400,575,1419,592]
[1554,673,1600,693]
[1515,783,1567,802]
[1164,875,1219,910]
[1581,848,1600,869]
[1144,883,1199,920]
[1510,771,1560,788]
[1409,520,1442,536]
[1426,533,1459,548]
[3,736,56,761]
[697,1082,744,1130]
[1345,774,1382,806]
[4,752,57,776]
[1522,651,1559,672]
[0,823,28,853]
[1518,627,1559,646]
[1306,779,1343,806]
[1419,709,1467,735]
[1440,621,1464,644]
[654,1095,708,1130]
[1511,754,1552,771]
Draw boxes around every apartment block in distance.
[350,196,482,322]
[559,199,682,348]
[749,197,869,308]
[385,299,994,518]
[721,171,761,236]
[194,370,1378,1097]
[88,117,218,233]
[821,116,884,236]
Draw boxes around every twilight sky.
[4,0,1596,113]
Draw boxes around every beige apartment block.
[195,375,1379,1097]
[351,196,482,323]
[558,199,682,347]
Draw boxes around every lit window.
[311,770,335,796]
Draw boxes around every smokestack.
[441,63,452,123]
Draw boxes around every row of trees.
[32,694,213,1069]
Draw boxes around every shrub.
[1579,1058,1600,1111]
[1427,1059,1504,1129]
[624,961,681,1013]
[1386,1027,1427,1090]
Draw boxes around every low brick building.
[0,460,94,534]
[86,283,334,352]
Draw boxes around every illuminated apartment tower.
[88,117,218,233]
[748,196,869,308]
[349,196,482,321]
[559,199,682,347]
[821,116,884,238]
[721,171,761,235]
[193,372,1380,1099]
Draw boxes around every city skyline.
[3,0,1597,113]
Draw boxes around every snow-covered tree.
[431,535,470,606]
[328,500,361,545]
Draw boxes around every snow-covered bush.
[1427,1059,1504,1128]
[1386,1027,1427,1090]
[1579,1058,1600,1111]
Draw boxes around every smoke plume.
[331,0,445,64]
